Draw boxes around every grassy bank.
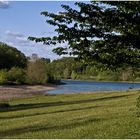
[0,90,140,139]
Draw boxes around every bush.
[7,67,26,84]
[0,69,8,84]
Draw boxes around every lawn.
[0,90,140,139]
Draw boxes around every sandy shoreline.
[0,85,57,101]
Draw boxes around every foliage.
[29,2,140,69]
[49,57,140,82]
[26,60,50,84]
[25,59,59,84]
[0,67,26,85]
[63,68,71,79]
[49,57,86,79]
[0,55,139,85]
[7,67,26,84]
[71,70,77,79]
[0,69,7,84]
[0,48,60,85]
[0,42,27,69]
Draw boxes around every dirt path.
[0,85,56,101]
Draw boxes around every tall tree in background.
[29,1,140,69]
[0,42,27,69]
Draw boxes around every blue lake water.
[47,80,140,94]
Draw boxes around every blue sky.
[0,1,78,59]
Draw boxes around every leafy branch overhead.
[29,1,140,69]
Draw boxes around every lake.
[47,80,140,94]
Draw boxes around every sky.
[0,1,78,60]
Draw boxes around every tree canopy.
[0,42,27,69]
[29,1,140,69]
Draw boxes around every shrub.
[0,69,8,84]
[7,67,26,84]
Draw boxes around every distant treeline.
[0,42,140,85]
[49,57,140,82]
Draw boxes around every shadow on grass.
[0,104,107,120]
[0,116,110,138]
[0,94,131,113]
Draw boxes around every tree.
[26,60,49,84]
[29,1,140,70]
[0,42,27,69]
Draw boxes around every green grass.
[0,90,140,139]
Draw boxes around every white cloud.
[2,30,61,60]
[0,1,9,9]
[5,30,24,37]
[16,36,31,44]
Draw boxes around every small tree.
[26,60,48,84]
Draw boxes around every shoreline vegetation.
[0,43,140,87]
[63,78,140,84]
